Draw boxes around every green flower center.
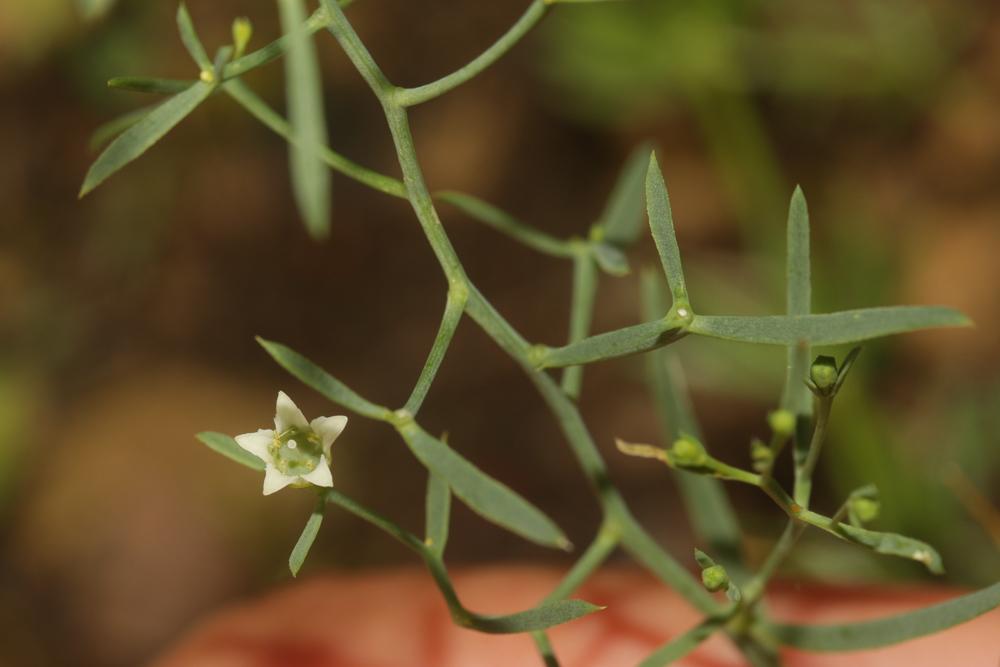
[269,426,323,476]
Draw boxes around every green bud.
[670,436,707,468]
[767,409,795,438]
[701,564,729,592]
[232,16,253,59]
[810,356,838,388]
[750,437,772,472]
[850,497,880,524]
[809,355,839,394]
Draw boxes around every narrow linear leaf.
[278,0,332,239]
[108,76,193,95]
[80,81,213,197]
[601,141,653,246]
[591,242,630,277]
[645,153,688,306]
[781,186,812,420]
[640,270,743,573]
[468,599,602,633]
[88,105,156,151]
[176,3,212,70]
[257,337,390,421]
[637,619,721,667]
[196,431,265,471]
[289,504,324,576]
[425,471,451,556]
[541,319,683,369]
[689,307,970,346]
[399,422,569,550]
[838,524,944,574]
[767,582,1000,651]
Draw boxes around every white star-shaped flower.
[235,391,348,495]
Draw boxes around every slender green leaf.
[781,186,812,419]
[424,471,451,556]
[591,242,630,276]
[196,431,266,471]
[289,502,324,576]
[89,105,156,151]
[398,421,569,550]
[176,3,212,70]
[638,619,721,667]
[257,337,391,421]
[601,141,653,246]
[640,270,743,573]
[468,599,602,633]
[540,318,684,369]
[689,307,970,346]
[767,582,1000,651]
[80,81,213,197]
[645,153,688,306]
[838,524,944,574]
[278,0,332,239]
[108,76,193,95]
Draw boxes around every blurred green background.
[1,0,998,664]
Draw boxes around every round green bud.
[767,409,796,438]
[750,438,772,472]
[268,426,323,476]
[850,497,880,524]
[701,565,729,592]
[810,356,839,392]
[670,436,706,467]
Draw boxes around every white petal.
[262,465,297,495]
[274,391,308,432]
[311,415,348,450]
[234,429,274,462]
[299,455,333,488]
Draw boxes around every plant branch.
[394,1,549,107]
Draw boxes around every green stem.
[226,80,573,254]
[637,618,723,667]
[544,520,619,603]
[560,248,599,399]
[530,521,620,665]
[404,287,467,415]
[741,521,804,605]
[323,487,426,553]
[322,1,717,615]
[532,632,561,667]
[225,80,405,197]
[394,1,549,107]
[222,5,339,80]
[436,191,576,258]
[794,396,832,508]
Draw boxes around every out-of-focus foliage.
[541,0,960,123]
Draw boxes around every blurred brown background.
[1,1,998,665]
